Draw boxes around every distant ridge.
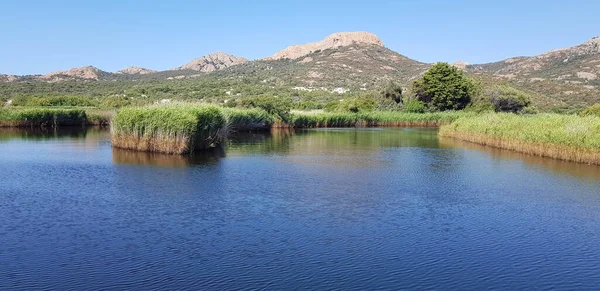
[264,32,384,60]
[173,52,248,72]
[118,66,157,75]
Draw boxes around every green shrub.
[100,96,133,108]
[403,98,427,113]
[326,97,376,113]
[413,62,476,111]
[240,96,292,121]
[579,104,600,117]
[487,85,532,113]
[380,81,403,104]
[520,106,539,115]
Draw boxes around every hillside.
[212,43,429,92]
[1,32,599,110]
[468,37,600,109]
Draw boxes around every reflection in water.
[0,126,96,140]
[112,146,225,167]
[1,126,600,290]
[439,136,600,181]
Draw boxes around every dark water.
[1,127,600,290]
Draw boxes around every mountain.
[39,66,111,82]
[0,74,19,82]
[264,31,384,60]
[118,66,157,75]
[1,32,599,110]
[468,36,600,109]
[214,43,428,91]
[173,52,248,72]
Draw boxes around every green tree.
[380,81,403,104]
[487,85,532,113]
[376,81,403,110]
[413,62,475,111]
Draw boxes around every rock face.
[452,61,469,70]
[265,32,385,60]
[0,74,19,82]
[41,66,106,81]
[175,52,248,72]
[118,66,157,75]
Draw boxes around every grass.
[222,107,276,131]
[440,113,600,165]
[0,107,87,127]
[111,105,227,154]
[290,111,470,128]
[85,108,115,126]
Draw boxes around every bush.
[240,96,292,121]
[579,104,600,117]
[402,98,427,113]
[413,62,476,111]
[100,96,132,108]
[326,97,376,113]
[487,85,532,113]
[520,106,539,115]
[380,81,403,104]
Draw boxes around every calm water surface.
[1,127,599,290]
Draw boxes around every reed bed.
[222,108,275,131]
[440,113,600,165]
[111,105,227,154]
[290,111,469,128]
[0,108,87,127]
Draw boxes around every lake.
[1,127,599,290]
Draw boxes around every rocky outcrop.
[0,74,19,82]
[175,52,248,72]
[452,61,469,70]
[117,66,157,75]
[265,32,384,60]
[40,66,106,81]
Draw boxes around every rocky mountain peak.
[452,61,469,70]
[175,52,248,72]
[265,31,385,60]
[0,74,19,82]
[41,66,105,81]
[118,66,157,75]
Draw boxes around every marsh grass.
[0,108,87,127]
[111,105,227,154]
[440,113,600,164]
[222,108,275,132]
[290,111,470,128]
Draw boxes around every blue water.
[1,127,599,290]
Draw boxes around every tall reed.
[111,105,227,154]
[290,111,469,128]
[440,113,600,164]
[0,108,87,127]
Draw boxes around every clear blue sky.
[1,0,599,75]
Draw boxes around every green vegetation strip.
[0,108,87,127]
[290,111,470,128]
[440,113,600,164]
